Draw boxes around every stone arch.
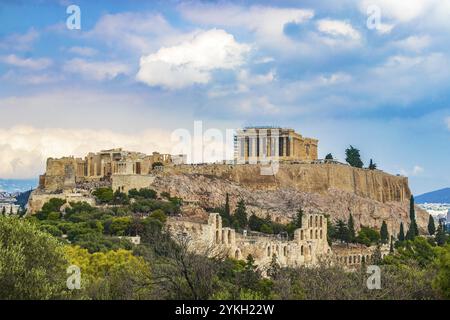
[320,216,323,227]
[228,230,232,244]
[267,246,271,257]
[215,230,220,244]
[309,245,312,256]
[310,230,313,239]
[315,229,318,239]
[309,216,312,227]
[300,230,304,240]
[301,245,304,255]
[315,216,318,227]
[349,256,352,264]
[320,229,323,239]
[284,246,287,256]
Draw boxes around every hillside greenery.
[0,187,449,300]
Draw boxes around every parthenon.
[234,127,318,163]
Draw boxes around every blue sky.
[0,0,449,195]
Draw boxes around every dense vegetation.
[0,187,449,300]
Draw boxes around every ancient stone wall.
[167,212,330,268]
[161,163,410,203]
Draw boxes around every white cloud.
[237,96,280,115]
[316,19,361,40]
[87,12,177,54]
[136,29,250,89]
[1,70,63,85]
[179,4,314,49]
[63,58,130,81]
[237,69,276,92]
[360,0,436,23]
[393,35,432,52]
[0,54,52,70]
[0,28,39,51]
[413,165,424,175]
[0,126,173,179]
[67,46,98,57]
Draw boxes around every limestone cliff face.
[150,164,428,236]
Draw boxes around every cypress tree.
[347,213,356,243]
[1,207,5,215]
[398,222,405,241]
[224,193,231,220]
[409,195,419,237]
[336,219,349,243]
[294,208,304,228]
[234,199,248,229]
[389,236,394,253]
[436,222,447,246]
[427,215,436,235]
[380,221,389,244]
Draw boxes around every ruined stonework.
[39,148,181,192]
[234,127,318,163]
[167,212,331,268]
[167,212,385,269]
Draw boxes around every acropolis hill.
[28,128,429,242]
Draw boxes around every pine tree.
[427,215,436,235]
[389,236,394,253]
[347,213,356,243]
[234,199,248,229]
[398,222,405,241]
[345,145,364,168]
[380,221,389,244]
[325,153,333,160]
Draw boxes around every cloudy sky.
[1,0,450,195]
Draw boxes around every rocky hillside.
[149,163,428,236]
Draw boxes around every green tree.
[436,222,447,246]
[149,209,167,223]
[428,215,436,236]
[336,219,349,243]
[294,208,304,228]
[398,222,405,241]
[260,224,273,234]
[347,214,356,243]
[406,195,419,240]
[234,199,248,229]
[93,187,114,204]
[325,153,333,160]
[345,145,363,168]
[389,236,394,253]
[380,221,389,244]
[368,159,377,170]
[432,244,450,299]
[224,193,231,221]
[0,216,68,299]
[1,207,5,215]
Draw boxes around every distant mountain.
[416,188,450,204]
[0,179,37,193]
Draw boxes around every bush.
[150,209,167,223]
